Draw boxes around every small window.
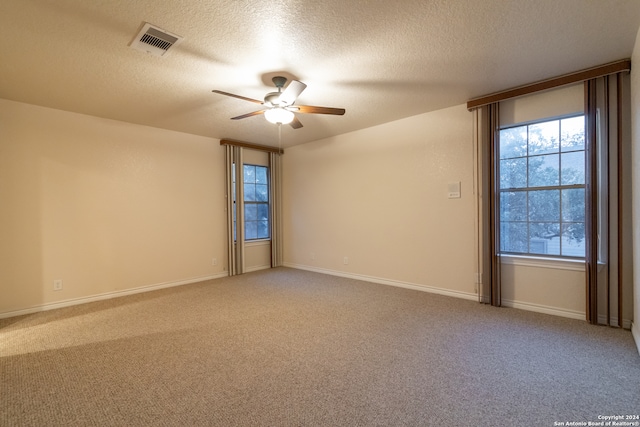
[232,164,270,241]
[499,116,585,258]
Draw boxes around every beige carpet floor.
[1,267,639,426]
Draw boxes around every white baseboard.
[632,322,640,356]
[245,265,272,273]
[4,265,630,336]
[284,263,595,322]
[0,272,228,320]
[502,298,586,321]
[283,262,478,301]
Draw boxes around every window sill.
[499,254,585,272]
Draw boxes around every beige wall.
[3,47,638,331]
[283,95,615,319]
[0,99,227,316]
[283,105,477,299]
[631,26,640,351]
[500,259,584,317]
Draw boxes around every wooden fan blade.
[280,80,307,106]
[290,115,303,129]
[212,90,263,105]
[231,110,265,120]
[294,105,346,115]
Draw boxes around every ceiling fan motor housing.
[264,92,282,106]
[272,76,287,88]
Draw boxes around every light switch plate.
[448,181,461,198]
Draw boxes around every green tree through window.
[232,164,270,241]
[243,164,270,240]
[499,116,585,257]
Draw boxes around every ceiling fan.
[212,76,345,129]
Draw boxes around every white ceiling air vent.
[129,22,183,57]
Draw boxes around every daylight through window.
[232,164,270,241]
[499,116,585,257]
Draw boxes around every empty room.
[2,1,640,426]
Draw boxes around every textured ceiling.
[1,0,639,148]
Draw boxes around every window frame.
[232,163,271,242]
[498,113,586,260]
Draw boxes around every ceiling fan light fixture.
[264,107,294,125]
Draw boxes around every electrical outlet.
[212,258,218,266]
[343,256,349,265]
[53,279,63,291]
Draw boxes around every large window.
[233,164,270,241]
[499,115,585,257]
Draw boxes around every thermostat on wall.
[448,182,461,199]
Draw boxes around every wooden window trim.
[220,139,284,154]
[467,59,630,111]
